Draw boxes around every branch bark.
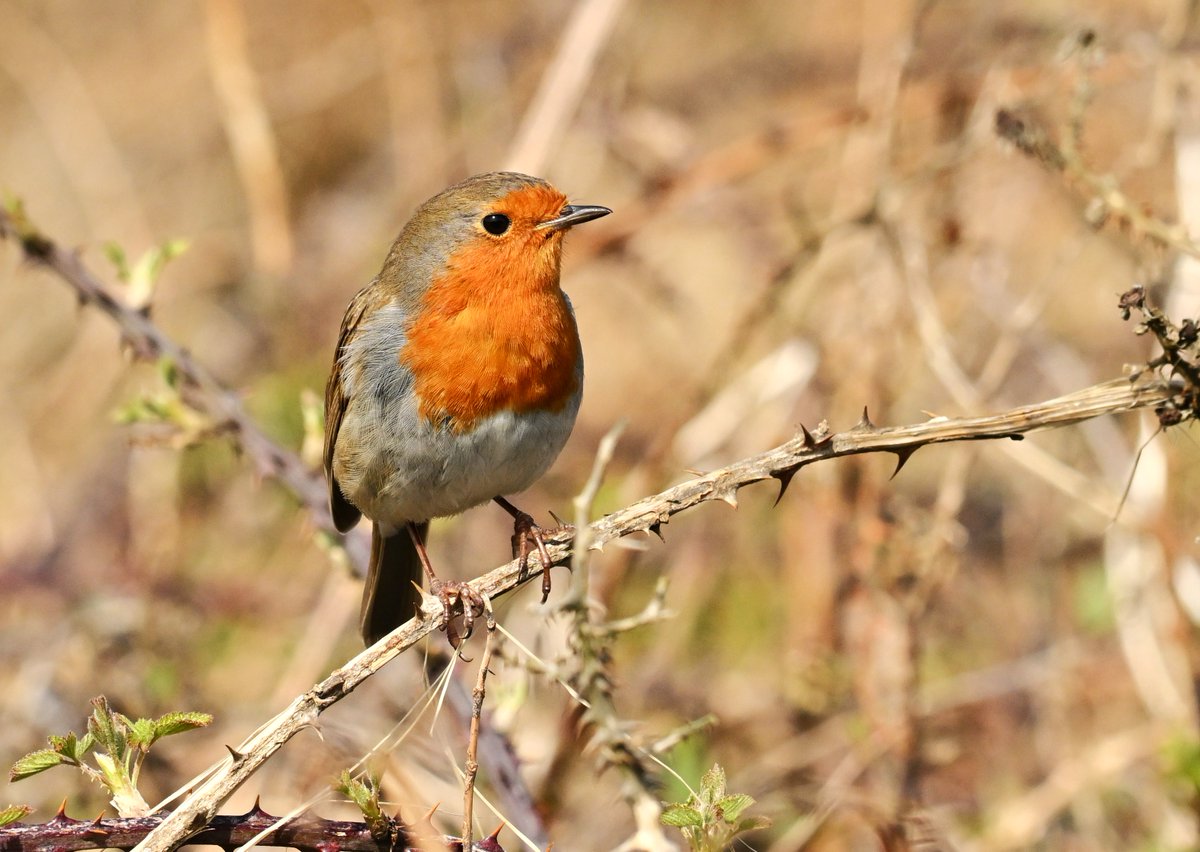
[0,801,497,852]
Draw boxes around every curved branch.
[0,203,369,567]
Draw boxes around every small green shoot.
[104,239,188,309]
[9,696,211,817]
[335,770,390,840]
[113,357,218,447]
[661,764,770,852]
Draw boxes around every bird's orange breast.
[400,237,582,433]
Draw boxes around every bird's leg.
[492,496,562,603]
[407,521,483,645]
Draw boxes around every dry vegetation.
[2,1,1200,849]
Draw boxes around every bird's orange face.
[400,183,588,432]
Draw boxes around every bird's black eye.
[482,213,511,235]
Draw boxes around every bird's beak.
[535,204,612,231]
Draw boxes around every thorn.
[248,796,272,819]
[772,467,798,506]
[715,487,739,509]
[476,821,507,851]
[891,447,917,479]
[648,521,665,541]
[52,800,73,823]
[422,803,440,825]
[799,423,816,448]
[548,509,567,527]
[856,406,875,431]
[684,467,707,476]
[84,814,108,838]
[82,816,108,840]
[225,744,244,761]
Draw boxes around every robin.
[324,172,611,646]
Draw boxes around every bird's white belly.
[334,389,580,531]
[330,299,582,532]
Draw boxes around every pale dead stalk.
[504,0,626,175]
[203,0,294,276]
[566,419,626,605]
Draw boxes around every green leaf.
[74,732,96,762]
[716,793,754,823]
[113,395,179,425]
[157,358,181,392]
[661,803,705,828]
[104,239,188,302]
[152,711,213,741]
[700,764,726,802]
[134,240,188,286]
[126,718,156,750]
[45,731,91,764]
[336,771,382,821]
[0,805,32,827]
[736,815,772,834]
[335,770,390,838]
[114,398,151,424]
[10,749,66,781]
[88,697,126,760]
[103,243,131,282]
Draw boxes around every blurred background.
[3,0,1200,848]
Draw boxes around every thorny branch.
[0,799,504,852]
[3,203,1198,851]
[0,202,372,564]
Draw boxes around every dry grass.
[2,1,1200,849]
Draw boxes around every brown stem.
[462,623,498,849]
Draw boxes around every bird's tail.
[360,522,427,645]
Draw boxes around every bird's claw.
[429,578,485,648]
[510,512,574,603]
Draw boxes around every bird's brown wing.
[324,284,374,533]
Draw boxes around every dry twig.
[462,615,498,849]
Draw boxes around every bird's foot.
[429,577,486,647]
[510,511,575,604]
